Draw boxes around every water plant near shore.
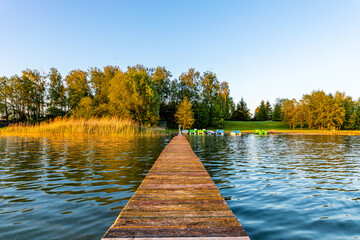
[0,117,166,136]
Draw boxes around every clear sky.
[1,0,360,113]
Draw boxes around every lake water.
[0,134,359,239]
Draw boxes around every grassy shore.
[0,117,167,137]
[223,121,289,131]
[266,129,360,135]
[223,121,360,135]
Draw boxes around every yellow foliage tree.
[282,99,297,129]
[175,97,195,129]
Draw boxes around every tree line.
[230,97,285,122]
[0,65,235,128]
[2,67,359,130]
[281,90,360,130]
[233,90,360,131]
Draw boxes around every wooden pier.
[102,135,250,240]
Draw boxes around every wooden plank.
[102,238,250,240]
[114,217,241,227]
[119,210,237,218]
[127,200,228,206]
[102,135,249,240]
[104,226,247,238]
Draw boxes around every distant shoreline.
[228,130,360,136]
[221,121,360,136]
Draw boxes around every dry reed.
[0,117,166,136]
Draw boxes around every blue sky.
[1,0,360,113]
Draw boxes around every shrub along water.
[0,117,166,136]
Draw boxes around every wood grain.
[102,135,250,240]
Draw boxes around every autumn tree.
[108,70,129,117]
[283,90,348,130]
[302,93,315,129]
[73,97,94,119]
[295,100,306,130]
[175,96,194,129]
[282,99,297,129]
[330,92,346,130]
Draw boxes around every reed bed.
[0,117,166,136]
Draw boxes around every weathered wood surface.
[102,135,249,240]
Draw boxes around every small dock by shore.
[102,135,249,240]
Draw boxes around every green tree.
[218,81,233,120]
[48,68,67,111]
[89,66,119,116]
[6,75,21,120]
[330,92,345,130]
[272,98,286,121]
[232,97,250,121]
[21,69,46,121]
[200,71,225,128]
[175,96,194,129]
[254,100,269,121]
[265,100,272,120]
[334,92,355,130]
[126,65,160,125]
[152,66,172,103]
[109,65,160,126]
[210,103,224,128]
[193,102,210,127]
[0,77,9,120]
[1,65,238,129]
[354,99,360,130]
[178,68,201,103]
[152,66,174,127]
[66,69,90,111]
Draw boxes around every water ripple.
[0,135,172,240]
[188,134,360,240]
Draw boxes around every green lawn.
[223,121,290,131]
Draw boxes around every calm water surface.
[188,134,360,240]
[0,134,360,239]
[0,135,172,240]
